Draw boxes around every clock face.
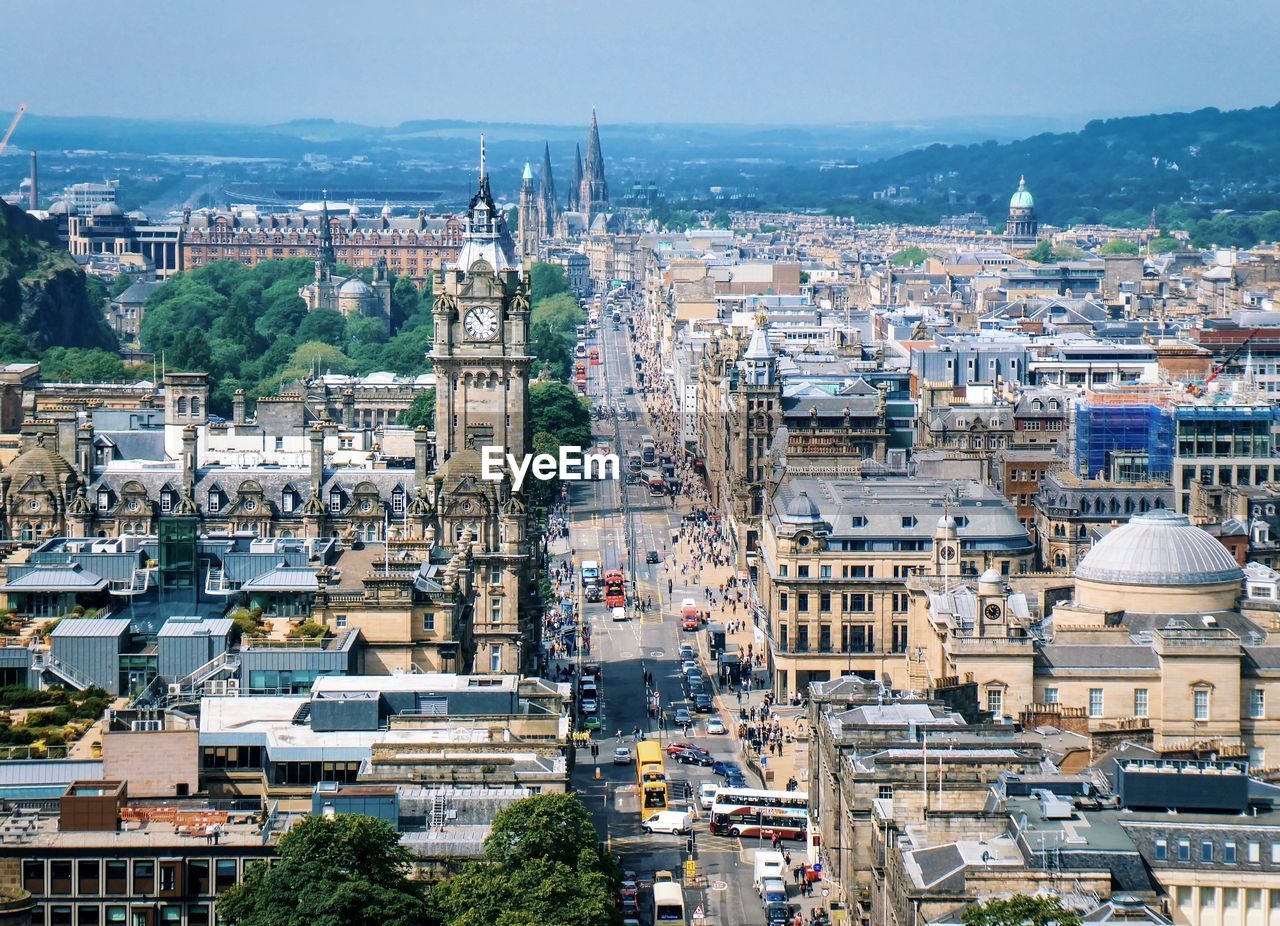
[939,545,956,562]
[464,306,499,340]
[984,603,1003,622]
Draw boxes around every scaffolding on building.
[1075,388,1175,480]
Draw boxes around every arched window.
[190,396,201,417]
[177,397,188,415]
[1124,498,1135,514]
[1139,498,1149,512]
[1054,552,1067,569]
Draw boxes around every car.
[693,692,714,713]
[623,386,634,395]
[724,773,748,789]
[583,713,601,731]
[699,780,721,809]
[582,664,602,679]
[665,741,695,758]
[653,870,674,883]
[672,746,713,766]
[681,660,699,675]
[712,760,743,779]
[579,698,598,714]
[645,550,660,564]
[686,680,706,698]
[673,707,693,726]
[681,614,700,631]
[679,643,695,660]
[612,746,633,765]
[706,717,727,735]
[641,810,693,835]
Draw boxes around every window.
[133,860,154,893]
[1248,841,1260,862]
[986,688,1003,718]
[21,860,43,894]
[819,593,831,613]
[334,614,348,629]
[1178,840,1191,861]
[97,490,110,512]
[1201,841,1214,862]
[878,785,894,800]
[1134,688,1149,718]
[105,859,127,894]
[779,592,788,611]
[1251,688,1265,720]
[329,491,342,513]
[1194,689,1210,721]
[797,593,809,612]
[491,598,502,624]
[1089,688,1104,718]
[160,490,172,513]
[892,592,908,613]
[901,516,917,528]
[78,859,100,894]
[208,490,220,513]
[796,625,809,652]
[797,565,809,579]
[779,565,788,578]
[1224,842,1237,864]
[188,859,210,895]
[1273,843,1280,864]
[1044,688,1059,705]
[1154,839,1167,861]
[819,564,831,579]
[490,645,502,673]
[422,612,435,633]
[215,859,238,891]
[891,624,908,653]
[392,490,405,514]
[281,490,294,513]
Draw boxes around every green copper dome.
[1009,176,1034,210]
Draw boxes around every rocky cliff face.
[0,199,116,353]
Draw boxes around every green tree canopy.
[1099,238,1139,255]
[891,246,930,267]
[1148,235,1185,253]
[217,814,432,926]
[1024,240,1085,263]
[529,262,569,301]
[529,293,585,380]
[962,895,1081,926]
[484,791,600,869]
[398,389,436,429]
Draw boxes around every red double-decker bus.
[604,569,625,608]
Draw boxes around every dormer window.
[329,490,342,513]
[160,490,173,513]
[97,490,110,512]
[208,490,220,513]
[392,489,405,515]
[281,490,295,514]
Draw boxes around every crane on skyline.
[0,104,27,159]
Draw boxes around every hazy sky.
[6,0,1279,126]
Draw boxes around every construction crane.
[1187,327,1262,396]
[0,104,27,158]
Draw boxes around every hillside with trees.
[0,200,117,363]
[139,259,434,417]
[752,102,1280,246]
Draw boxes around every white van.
[612,606,627,622]
[641,810,693,835]
[753,850,786,894]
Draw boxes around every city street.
[553,298,780,926]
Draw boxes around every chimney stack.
[28,151,37,210]
[232,389,246,426]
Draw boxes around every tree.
[484,792,600,870]
[296,308,348,347]
[1099,238,1139,255]
[109,274,136,298]
[217,814,432,926]
[529,382,591,451]
[398,389,436,428]
[1024,240,1056,263]
[890,246,930,267]
[962,895,1081,926]
[529,262,569,301]
[1148,235,1184,253]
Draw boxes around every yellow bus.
[636,740,668,821]
[652,879,686,923]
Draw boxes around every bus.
[626,451,642,477]
[582,559,602,602]
[589,347,601,365]
[710,787,810,840]
[652,880,686,923]
[574,361,587,388]
[641,436,657,466]
[635,740,668,821]
[604,569,625,609]
[642,470,667,497]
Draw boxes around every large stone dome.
[1009,176,1034,210]
[1075,509,1242,586]
[7,439,75,488]
[1073,509,1243,614]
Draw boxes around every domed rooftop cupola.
[8,435,75,491]
[783,490,823,524]
[1073,509,1243,613]
[1009,176,1034,210]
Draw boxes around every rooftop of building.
[1074,509,1245,587]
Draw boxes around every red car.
[665,741,695,758]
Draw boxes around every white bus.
[710,787,809,841]
[652,880,686,923]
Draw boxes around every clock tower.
[431,142,536,674]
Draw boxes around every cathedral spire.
[580,110,609,226]
[318,189,335,268]
[570,144,583,211]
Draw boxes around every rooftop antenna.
[479,134,486,181]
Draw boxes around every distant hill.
[0,200,116,356]
[761,103,1280,235]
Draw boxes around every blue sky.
[5,0,1279,126]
